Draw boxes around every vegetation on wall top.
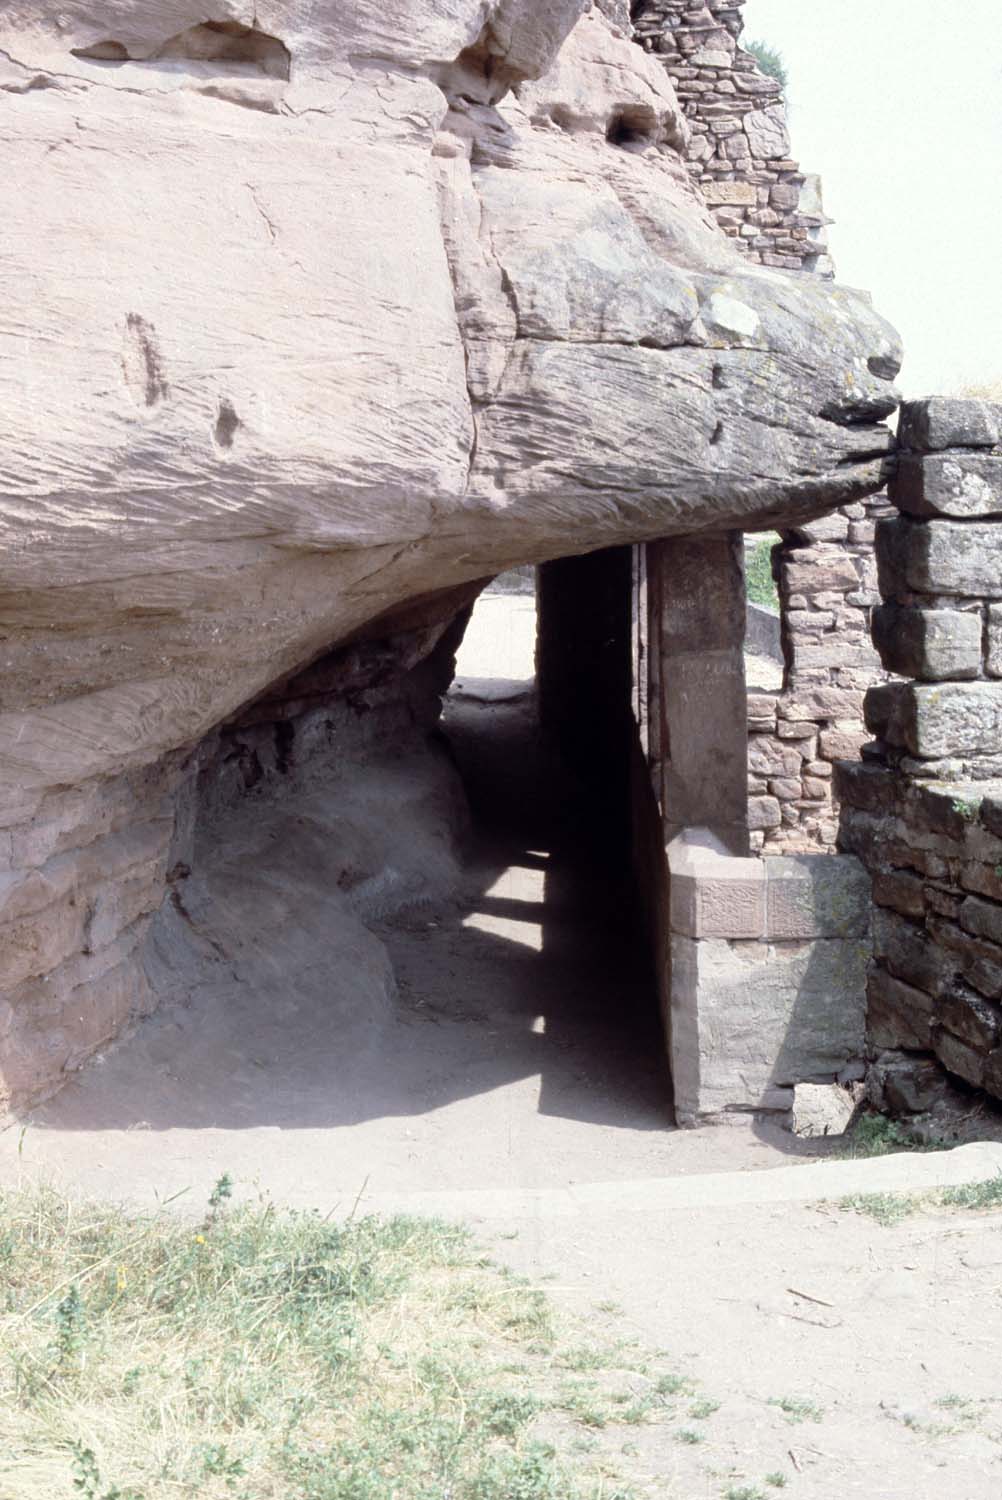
[745,39,788,91]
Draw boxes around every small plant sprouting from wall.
[745,40,788,91]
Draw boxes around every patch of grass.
[675,1428,705,1445]
[0,1182,643,1500]
[838,1191,919,1227]
[765,1474,788,1489]
[938,1175,1002,1212]
[837,1172,1002,1227]
[767,1395,825,1424]
[555,1381,614,1429]
[724,1487,765,1500]
[839,1112,930,1159]
[560,1346,612,1372]
[690,1397,721,1420]
[655,1371,696,1398]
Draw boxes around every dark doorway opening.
[424,546,671,1134]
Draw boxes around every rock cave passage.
[19,575,673,1195]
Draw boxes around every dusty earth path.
[3,591,1002,1498]
[0,597,810,1205]
[364,1145,1002,1500]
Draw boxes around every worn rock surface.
[0,1,900,1110]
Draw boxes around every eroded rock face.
[0,1,902,1108]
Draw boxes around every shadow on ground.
[19,690,673,1150]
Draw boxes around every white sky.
[745,0,1002,397]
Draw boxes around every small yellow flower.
[194,1234,206,1245]
[116,1266,127,1292]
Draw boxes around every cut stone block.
[778,687,864,721]
[747,795,782,830]
[702,180,757,206]
[988,607,1002,678]
[667,832,765,939]
[765,853,870,939]
[818,724,871,762]
[892,452,1002,520]
[874,908,958,997]
[897,397,1000,453]
[872,869,925,919]
[933,1028,985,1088]
[670,933,868,1122]
[871,604,982,681]
[959,894,1002,944]
[877,517,1002,599]
[867,681,1002,760]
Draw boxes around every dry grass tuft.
[0,1180,659,1500]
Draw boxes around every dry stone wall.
[0,606,472,1115]
[626,0,885,853]
[838,398,1002,1106]
[631,0,831,274]
[747,496,891,854]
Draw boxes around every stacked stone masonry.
[838,398,1002,1106]
[626,0,883,852]
[747,496,891,854]
[631,0,832,274]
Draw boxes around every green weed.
[767,1395,825,1424]
[840,1113,930,1159]
[838,1191,918,1226]
[938,1175,1002,1211]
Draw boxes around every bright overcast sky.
[745,0,1002,398]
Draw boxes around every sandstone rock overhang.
[0,0,901,804]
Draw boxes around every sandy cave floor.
[2,591,1002,1497]
[0,595,814,1202]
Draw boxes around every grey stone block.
[872,1053,957,1114]
[670,932,867,1121]
[876,517,1002,599]
[790,1081,861,1138]
[871,604,982,681]
[765,853,870,939]
[870,682,1002,760]
[959,894,1002,944]
[747,795,782,830]
[988,607,1002,679]
[898,397,1000,452]
[892,452,1002,520]
[933,1028,985,1088]
[874,908,958,997]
